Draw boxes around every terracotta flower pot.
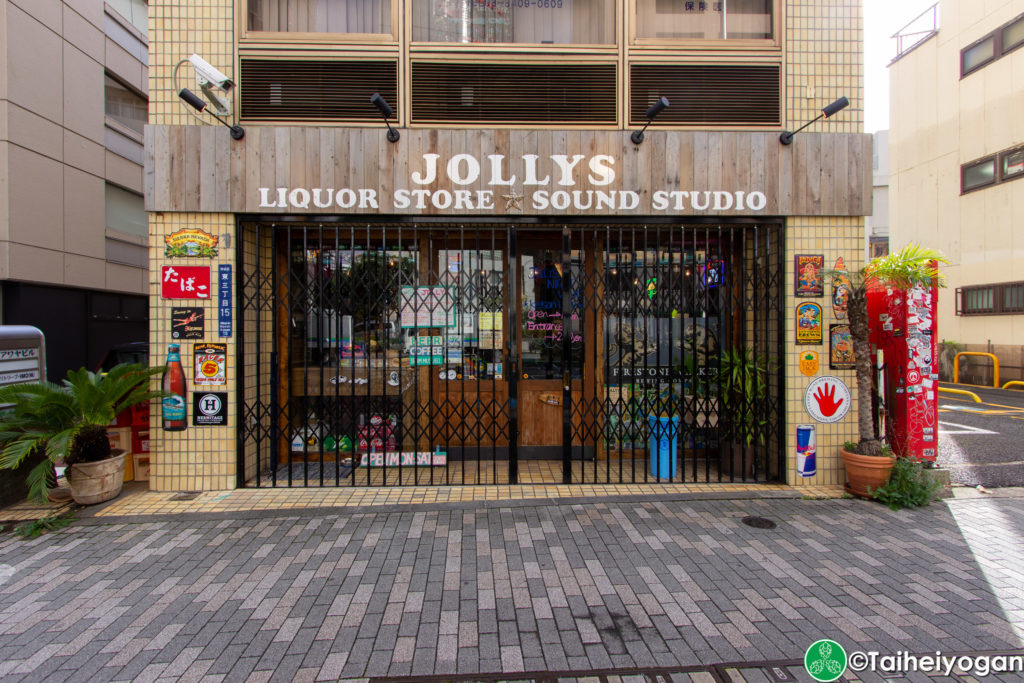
[840,446,895,499]
[67,449,127,505]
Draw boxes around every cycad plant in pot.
[835,244,947,496]
[719,346,776,480]
[0,364,165,505]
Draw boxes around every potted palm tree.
[0,364,165,505]
[836,244,947,496]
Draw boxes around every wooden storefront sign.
[146,128,872,217]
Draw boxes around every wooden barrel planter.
[67,449,127,505]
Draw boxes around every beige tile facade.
[148,212,237,491]
[147,0,866,491]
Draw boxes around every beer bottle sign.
[162,343,187,431]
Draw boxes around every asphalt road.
[938,383,1024,487]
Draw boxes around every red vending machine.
[867,280,939,461]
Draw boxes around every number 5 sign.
[804,376,852,423]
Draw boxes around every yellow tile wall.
[785,0,865,133]
[149,213,237,492]
[148,1,234,125]
[784,216,863,487]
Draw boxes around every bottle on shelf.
[161,343,187,431]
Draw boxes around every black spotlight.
[371,93,400,143]
[780,96,850,145]
[178,88,244,140]
[631,97,670,145]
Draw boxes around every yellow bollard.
[953,352,999,388]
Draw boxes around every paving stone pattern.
[0,497,1022,682]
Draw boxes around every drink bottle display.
[162,343,187,431]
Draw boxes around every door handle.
[539,393,560,406]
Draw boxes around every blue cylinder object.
[647,415,680,479]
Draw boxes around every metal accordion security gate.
[238,221,784,487]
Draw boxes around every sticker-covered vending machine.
[867,279,939,461]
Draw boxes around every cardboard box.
[133,454,150,482]
[106,428,134,481]
[106,427,131,452]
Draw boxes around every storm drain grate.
[169,492,201,501]
[741,516,777,529]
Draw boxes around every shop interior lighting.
[779,96,850,145]
[178,88,245,140]
[371,93,400,143]
[630,97,670,144]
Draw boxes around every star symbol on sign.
[501,188,524,212]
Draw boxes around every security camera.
[189,54,233,93]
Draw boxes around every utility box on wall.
[0,325,47,506]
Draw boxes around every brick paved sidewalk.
[0,496,1022,681]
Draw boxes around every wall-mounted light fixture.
[371,93,400,143]
[178,88,245,140]
[779,96,849,145]
[631,97,670,145]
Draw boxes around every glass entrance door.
[515,237,585,471]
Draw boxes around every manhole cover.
[741,516,777,529]
[169,492,201,501]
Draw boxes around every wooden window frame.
[237,0,401,45]
[960,155,997,194]
[406,0,621,51]
[627,0,780,50]
[957,282,1024,316]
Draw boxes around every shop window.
[957,282,1024,315]
[961,157,996,193]
[104,75,147,136]
[411,0,614,44]
[635,0,772,41]
[1000,146,1024,182]
[247,0,393,36]
[961,35,995,76]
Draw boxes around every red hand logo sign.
[804,376,851,423]
[812,383,844,417]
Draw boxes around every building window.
[1000,146,1024,181]
[410,0,615,44]
[960,12,1024,77]
[1003,15,1024,54]
[105,185,147,238]
[106,0,148,35]
[635,0,772,41]
[961,157,996,193]
[961,36,995,76]
[957,282,1024,316]
[247,0,393,35]
[105,75,147,136]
